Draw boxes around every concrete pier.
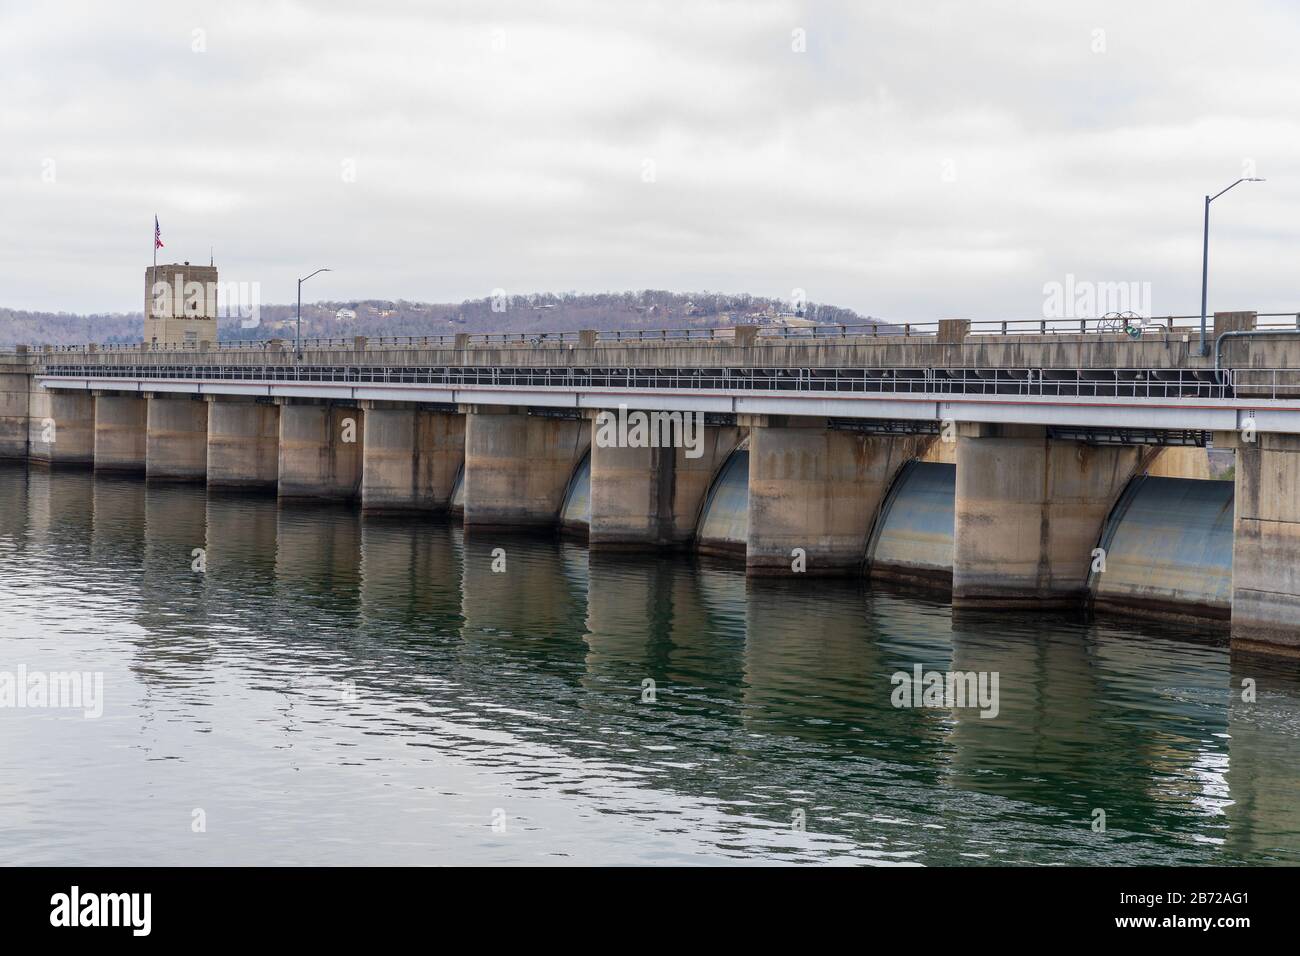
[207,398,280,490]
[360,404,464,513]
[746,417,931,575]
[1221,430,1300,654]
[588,442,674,547]
[952,423,1141,608]
[93,394,147,473]
[0,364,30,459]
[277,401,364,501]
[28,390,94,466]
[461,406,589,529]
[145,395,209,482]
[587,422,742,550]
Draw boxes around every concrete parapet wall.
[361,406,464,513]
[146,396,209,482]
[93,394,147,472]
[28,389,94,466]
[953,423,1142,608]
[278,402,364,500]
[36,317,1300,375]
[746,418,932,575]
[207,399,280,489]
[462,407,590,529]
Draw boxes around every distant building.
[335,308,357,322]
[145,261,218,348]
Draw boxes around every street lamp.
[1199,178,1264,355]
[296,268,332,357]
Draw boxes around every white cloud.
[1,0,1297,320]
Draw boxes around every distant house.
[335,308,357,322]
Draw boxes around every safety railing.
[12,311,1300,354]
[38,363,1259,400]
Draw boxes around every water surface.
[1,465,1298,865]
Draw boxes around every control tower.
[144,261,218,348]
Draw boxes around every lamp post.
[1199,178,1263,355]
[296,269,330,358]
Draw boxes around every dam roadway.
[4,310,1300,658]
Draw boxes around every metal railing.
[9,312,1300,354]
[39,362,1264,400]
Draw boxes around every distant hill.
[0,291,880,347]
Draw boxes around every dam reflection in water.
[1,464,1299,865]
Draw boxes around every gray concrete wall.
[207,398,280,490]
[462,407,590,529]
[953,423,1142,608]
[277,402,364,500]
[360,405,464,513]
[93,394,147,472]
[1222,430,1300,655]
[746,417,932,575]
[146,396,209,482]
[28,389,94,466]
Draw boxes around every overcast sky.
[2,0,1297,319]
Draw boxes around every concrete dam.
[539,439,1233,623]
[3,309,1299,656]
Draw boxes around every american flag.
[154,216,164,250]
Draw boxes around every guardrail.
[40,363,1262,400]
[8,312,1300,354]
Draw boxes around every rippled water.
[1,463,1298,866]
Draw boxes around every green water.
[1,464,1297,865]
